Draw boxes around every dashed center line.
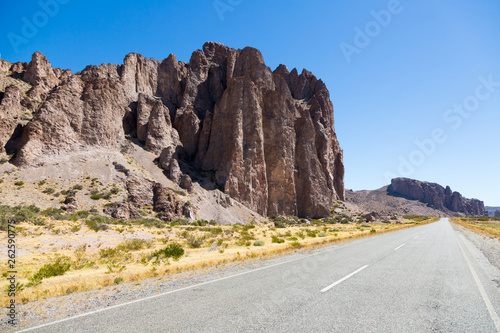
[413,235,419,239]
[320,265,369,293]
[395,243,405,250]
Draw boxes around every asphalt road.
[19,218,500,332]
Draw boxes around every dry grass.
[0,217,434,306]
[450,217,500,239]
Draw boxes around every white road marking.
[456,235,500,332]
[16,242,352,332]
[413,235,419,239]
[16,223,430,332]
[320,265,369,293]
[395,243,405,250]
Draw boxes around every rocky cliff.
[0,42,344,218]
[389,178,486,216]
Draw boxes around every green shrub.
[117,239,152,252]
[187,236,204,248]
[11,205,40,223]
[305,229,318,238]
[113,277,124,285]
[41,207,64,218]
[191,219,209,226]
[75,210,90,219]
[90,193,102,200]
[86,217,109,232]
[43,188,55,194]
[30,257,71,284]
[14,181,24,186]
[148,243,185,262]
[73,184,83,190]
[370,229,376,233]
[170,218,189,226]
[253,240,265,246]
[318,232,327,237]
[290,241,301,247]
[70,225,81,232]
[274,220,286,228]
[131,218,165,228]
[271,235,285,244]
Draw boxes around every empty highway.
[18,218,500,332]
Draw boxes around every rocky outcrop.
[389,178,486,216]
[2,42,344,218]
[495,211,500,218]
[0,85,21,157]
[152,183,185,221]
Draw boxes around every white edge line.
[16,244,344,332]
[456,235,500,332]
[320,265,369,293]
[395,243,405,250]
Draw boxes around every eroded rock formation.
[0,42,344,218]
[389,178,486,216]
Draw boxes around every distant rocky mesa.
[389,178,486,216]
[0,42,344,218]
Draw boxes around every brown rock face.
[0,85,22,156]
[5,42,344,218]
[389,178,486,216]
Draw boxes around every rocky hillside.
[389,178,486,216]
[0,42,344,220]
[345,186,450,218]
[346,178,487,217]
[485,206,500,217]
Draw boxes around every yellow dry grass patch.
[450,217,500,239]
[0,219,432,306]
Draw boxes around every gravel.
[452,223,500,270]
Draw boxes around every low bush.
[149,243,184,262]
[113,277,124,285]
[90,194,102,200]
[187,236,204,248]
[271,235,285,243]
[29,257,71,286]
[42,188,55,194]
[253,240,265,246]
[117,239,152,252]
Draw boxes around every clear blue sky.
[1,0,499,205]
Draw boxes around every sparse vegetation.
[451,217,500,239]
[28,257,71,286]
[0,201,433,306]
